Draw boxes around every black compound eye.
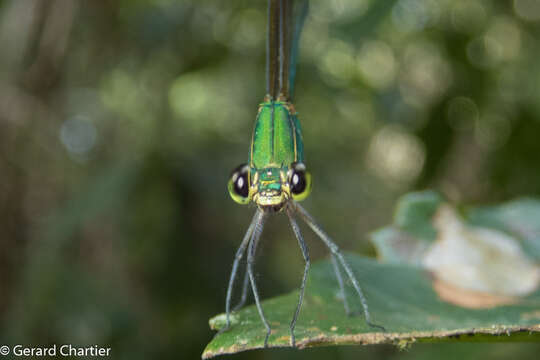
[228,164,250,204]
[233,171,249,197]
[290,171,306,194]
[288,162,311,201]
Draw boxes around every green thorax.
[249,98,304,171]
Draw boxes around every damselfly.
[223,0,384,347]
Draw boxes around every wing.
[266,0,309,101]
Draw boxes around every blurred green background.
[1,0,540,359]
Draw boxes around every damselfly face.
[227,162,311,212]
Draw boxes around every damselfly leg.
[292,202,385,332]
[285,204,310,347]
[246,210,271,346]
[221,210,259,333]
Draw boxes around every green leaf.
[204,194,540,358]
[204,254,540,358]
[393,190,443,241]
[370,191,443,265]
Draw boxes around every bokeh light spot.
[357,40,396,90]
[466,36,501,69]
[485,17,521,62]
[230,9,265,52]
[399,42,452,107]
[310,0,370,23]
[168,68,252,141]
[169,72,208,123]
[366,125,426,187]
[451,1,488,33]
[59,116,97,159]
[514,0,540,21]
[392,0,440,32]
[318,40,356,87]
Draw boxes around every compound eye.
[228,164,250,204]
[288,162,311,201]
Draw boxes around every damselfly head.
[227,162,312,210]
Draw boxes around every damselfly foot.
[367,321,386,332]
